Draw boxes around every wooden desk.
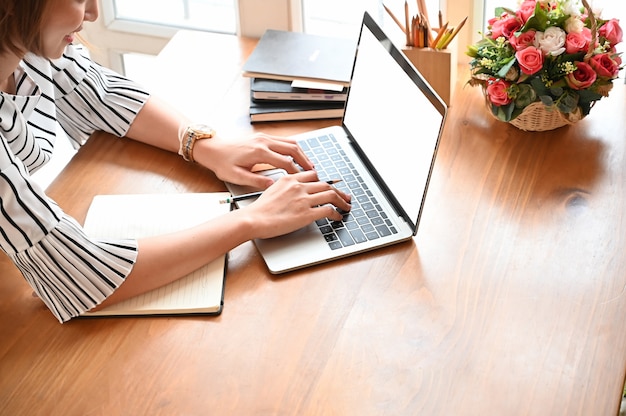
[2,30,626,415]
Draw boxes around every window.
[302,0,443,40]
[106,0,237,36]
[482,0,516,29]
[97,0,444,75]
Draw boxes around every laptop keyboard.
[298,133,398,250]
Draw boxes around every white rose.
[565,16,585,33]
[561,0,581,17]
[592,6,603,19]
[534,27,566,56]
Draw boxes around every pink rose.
[486,79,512,106]
[598,19,624,47]
[565,61,597,90]
[488,16,500,27]
[517,0,537,24]
[511,30,536,51]
[589,53,620,79]
[582,27,592,45]
[565,31,589,54]
[612,50,623,66]
[490,15,522,40]
[515,46,544,75]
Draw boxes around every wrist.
[178,123,216,162]
[227,206,263,241]
[190,134,220,169]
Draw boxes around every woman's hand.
[236,170,352,240]
[193,133,315,190]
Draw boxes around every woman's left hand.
[192,132,315,189]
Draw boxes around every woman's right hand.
[239,170,352,240]
[100,170,350,309]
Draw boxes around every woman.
[0,0,351,323]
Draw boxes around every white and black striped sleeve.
[0,113,139,322]
[0,46,151,322]
[51,45,151,147]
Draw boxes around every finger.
[263,140,314,172]
[231,168,276,189]
[296,174,351,201]
[306,188,352,212]
[312,204,344,222]
[267,155,302,175]
[291,170,320,183]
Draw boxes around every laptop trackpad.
[253,223,329,273]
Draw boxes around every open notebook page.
[81,192,231,317]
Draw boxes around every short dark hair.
[0,0,49,56]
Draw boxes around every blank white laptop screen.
[343,21,445,228]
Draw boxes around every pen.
[219,179,343,204]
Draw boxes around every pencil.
[430,22,448,49]
[417,0,430,26]
[420,13,434,46]
[383,3,406,34]
[404,1,411,46]
[437,28,454,49]
[441,16,468,49]
[219,179,343,204]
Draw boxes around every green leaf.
[495,102,516,122]
[540,95,554,106]
[521,3,549,31]
[496,57,517,78]
[578,89,603,103]
[514,84,537,108]
[558,52,586,63]
[550,86,564,97]
[530,77,549,96]
[577,89,604,116]
[556,91,578,113]
[578,101,593,116]
[510,107,525,120]
[466,45,479,58]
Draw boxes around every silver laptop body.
[229,12,447,273]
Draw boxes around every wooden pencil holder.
[402,45,457,106]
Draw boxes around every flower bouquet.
[467,0,623,131]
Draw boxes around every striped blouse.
[0,45,150,323]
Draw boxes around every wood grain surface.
[1,31,625,416]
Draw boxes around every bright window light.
[302,0,442,40]
[112,0,236,33]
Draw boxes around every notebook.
[242,29,356,87]
[250,78,347,102]
[228,12,447,274]
[81,192,230,317]
[249,97,345,122]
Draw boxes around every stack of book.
[242,30,357,123]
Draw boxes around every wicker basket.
[507,102,584,131]
[483,98,584,131]
[477,0,598,132]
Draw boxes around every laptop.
[228,11,448,274]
